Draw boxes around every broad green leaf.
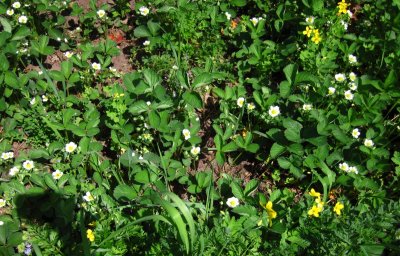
[192,73,213,89]
[148,110,161,128]
[183,91,203,108]
[270,143,286,159]
[279,81,291,98]
[134,25,152,38]
[283,64,297,84]
[113,184,138,201]
[231,182,244,199]
[244,179,259,196]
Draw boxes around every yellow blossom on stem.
[86,229,95,242]
[303,26,313,37]
[309,188,321,199]
[261,201,277,226]
[337,0,349,15]
[334,202,344,215]
[308,205,322,217]
[311,29,321,44]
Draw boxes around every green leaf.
[61,61,72,78]
[270,143,286,159]
[0,53,10,71]
[311,0,323,11]
[148,110,161,128]
[29,148,50,159]
[113,184,138,201]
[244,179,258,196]
[277,157,291,169]
[11,26,30,41]
[232,205,257,216]
[182,91,203,108]
[284,128,302,143]
[231,182,244,199]
[283,64,297,84]
[147,20,160,36]
[134,25,152,38]
[231,0,247,7]
[0,17,12,33]
[44,174,58,191]
[279,81,291,98]
[192,73,213,89]
[129,101,148,114]
[221,141,238,152]
[143,69,161,88]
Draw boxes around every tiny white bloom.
[190,146,201,156]
[56,37,61,41]
[138,155,144,160]
[23,160,34,170]
[65,142,77,153]
[83,192,94,202]
[237,97,245,107]
[225,12,232,20]
[344,90,354,100]
[328,87,336,95]
[64,38,68,43]
[143,40,150,46]
[139,6,150,16]
[30,98,36,105]
[0,221,3,226]
[6,9,14,16]
[349,82,357,91]
[364,139,374,148]
[250,17,259,26]
[12,2,21,9]
[18,15,28,24]
[182,129,191,140]
[348,54,357,64]
[1,153,8,160]
[38,70,43,75]
[305,16,314,24]
[109,67,117,73]
[146,101,151,106]
[340,20,348,30]
[97,10,106,18]
[339,162,349,172]
[247,103,255,111]
[349,72,357,81]
[172,65,179,70]
[64,51,74,58]
[348,166,358,174]
[6,152,14,159]
[42,95,48,102]
[347,10,353,18]
[91,62,101,70]
[0,199,6,208]
[302,104,312,111]
[75,27,82,32]
[9,166,19,176]
[351,128,360,139]
[226,197,240,208]
[52,170,64,180]
[131,151,136,157]
[335,73,346,82]
[268,106,280,118]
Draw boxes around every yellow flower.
[86,229,95,242]
[315,197,324,210]
[308,205,322,217]
[334,202,344,215]
[302,26,313,37]
[261,201,277,226]
[309,188,321,199]
[311,29,321,44]
[337,0,349,15]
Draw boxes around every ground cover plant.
[0,0,400,255]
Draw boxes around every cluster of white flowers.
[1,151,14,160]
[225,12,232,20]
[339,162,358,174]
[250,17,263,26]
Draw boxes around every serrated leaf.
[183,91,203,108]
[231,182,244,199]
[244,179,258,196]
[113,184,138,201]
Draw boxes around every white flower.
[64,51,74,58]
[182,129,191,140]
[305,16,314,24]
[38,71,43,75]
[364,139,374,148]
[348,166,358,174]
[347,10,353,18]
[190,146,201,156]
[172,65,179,70]
[344,90,354,100]
[41,95,48,102]
[1,152,13,160]
[64,38,68,43]
[109,67,117,73]
[56,37,61,41]
[146,101,151,106]
[0,199,6,208]
[52,170,64,180]
[97,9,106,18]
[9,166,19,176]
[225,12,232,20]
[348,54,357,64]
[328,87,336,95]
[143,40,150,46]
[91,62,101,70]
[18,15,28,24]
[339,162,349,172]
[139,6,150,16]
[12,2,21,9]
[247,103,255,111]
[65,142,77,153]
[268,106,280,118]
[352,128,360,139]
[340,20,348,30]
[6,9,14,16]
[75,27,82,32]
[83,192,94,202]
[250,17,259,26]
[349,82,357,91]
[349,72,357,81]
[131,151,136,157]
[335,73,346,82]
[226,197,240,208]
[302,104,312,111]
[237,97,245,107]
[22,160,34,170]
[0,221,3,226]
